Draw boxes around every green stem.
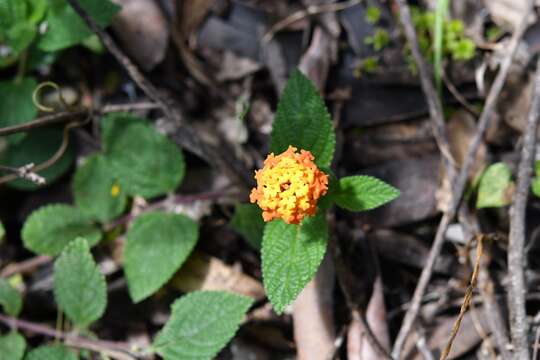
[434,0,449,96]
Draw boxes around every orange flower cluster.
[250,146,328,224]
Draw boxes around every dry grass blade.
[439,234,484,360]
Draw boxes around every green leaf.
[365,6,381,24]
[38,0,119,51]
[532,161,540,198]
[261,213,328,313]
[450,38,475,60]
[73,154,127,223]
[0,78,37,144]
[476,162,513,209]
[153,291,253,360]
[101,113,185,199]
[22,204,102,256]
[26,345,78,360]
[0,279,22,316]
[124,212,198,303]
[6,21,36,54]
[0,128,75,190]
[230,204,264,249]
[0,332,26,360]
[433,0,449,93]
[53,238,107,327]
[334,176,400,211]
[270,70,336,168]
[0,220,5,243]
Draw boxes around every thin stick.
[0,255,52,278]
[0,116,88,185]
[104,188,229,231]
[0,102,158,137]
[533,316,540,360]
[66,0,253,188]
[262,0,361,43]
[66,0,170,116]
[394,0,457,180]
[507,55,540,360]
[0,164,45,185]
[439,235,484,360]
[391,3,532,357]
[0,314,141,360]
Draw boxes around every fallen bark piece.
[170,251,265,301]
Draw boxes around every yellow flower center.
[250,146,328,224]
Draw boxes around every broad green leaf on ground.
[73,154,127,222]
[22,204,101,256]
[230,203,264,249]
[26,344,78,360]
[0,128,75,190]
[0,279,22,316]
[124,212,198,303]
[101,113,185,198]
[0,332,26,360]
[38,0,119,51]
[0,78,37,143]
[270,70,336,168]
[531,161,540,198]
[153,291,253,360]
[0,0,46,67]
[261,213,328,313]
[53,238,106,327]
[476,162,513,209]
[334,176,400,211]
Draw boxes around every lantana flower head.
[250,146,329,224]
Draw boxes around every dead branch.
[507,55,540,360]
[440,235,484,360]
[391,2,532,357]
[0,314,143,360]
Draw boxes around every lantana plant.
[243,70,400,313]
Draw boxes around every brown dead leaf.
[437,110,487,212]
[171,251,265,300]
[111,0,169,71]
[484,0,536,32]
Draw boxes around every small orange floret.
[250,146,328,224]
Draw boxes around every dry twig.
[391,3,532,357]
[0,314,143,360]
[440,235,484,360]
[0,102,159,137]
[262,0,361,43]
[65,0,254,189]
[507,55,540,360]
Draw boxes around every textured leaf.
[101,113,185,198]
[38,0,119,51]
[26,345,78,360]
[476,162,513,209]
[0,128,75,190]
[230,203,264,249]
[0,332,26,360]
[124,212,198,302]
[270,70,336,168]
[0,279,22,316]
[53,238,107,327]
[22,204,102,255]
[261,213,328,313]
[73,154,127,222]
[153,291,253,360]
[0,78,37,144]
[334,176,400,211]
